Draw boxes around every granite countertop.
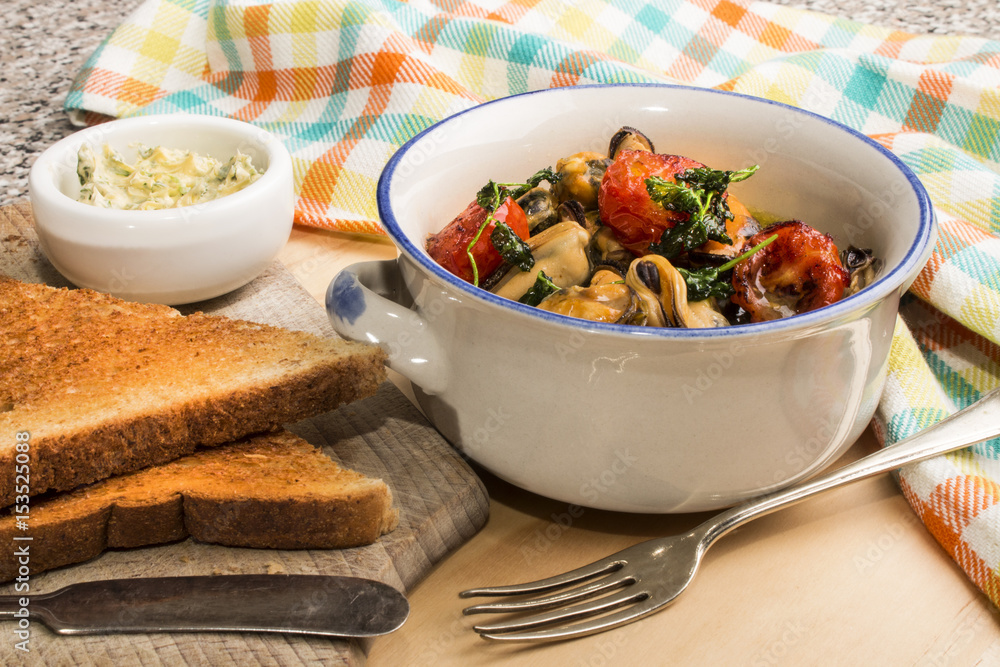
[2,0,998,208]
[1,0,143,205]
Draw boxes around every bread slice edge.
[0,430,399,582]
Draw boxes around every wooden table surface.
[280,225,1000,665]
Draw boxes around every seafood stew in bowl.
[425,125,883,329]
[328,84,935,512]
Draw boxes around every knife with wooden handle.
[0,575,408,637]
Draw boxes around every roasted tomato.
[597,150,703,255]
[426,197,529,284]
[731,220,849,322]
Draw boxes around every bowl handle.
[326,260,448,395]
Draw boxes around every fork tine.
[462,572,634,615]
[459,557,625,598]
[476,599,662,642]
[472,587,647,636]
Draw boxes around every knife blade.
[0,574,408,637]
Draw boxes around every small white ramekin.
[28,114,293,305]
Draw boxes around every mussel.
[491,221,592,302]
[625,255,728,328]
[608,126,655,159]
[841,246,883,297]
[516,186,559,233]
[588,225,633,275]
[556,199,603,236]
[589,265,624,286]
[552,152,610,210]
[536,281,641,324]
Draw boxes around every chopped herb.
[676,165,758,191]
[509,167,559,201]
[676,266,735,302]
[490,222,534,271]
[647,213,710,258]
[645,164,759,259]
[464,216,492,287]
[677,233,777,302]
[519,270,560,306]
[475,168,559,213]
[475,179,504,212]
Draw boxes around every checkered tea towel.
[66,0,1000,606]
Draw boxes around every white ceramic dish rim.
[29,114,288,235]
[377,83,935,340]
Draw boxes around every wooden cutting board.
[0,203,490,665]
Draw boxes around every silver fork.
[461,387,1000,641]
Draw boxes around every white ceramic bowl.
[327,84,936,513]
[28,114,293,305]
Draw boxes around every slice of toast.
[0,430,400,581]
[0,276,387,507]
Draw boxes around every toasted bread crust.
[0,431,399,581]
[0,277,387,507]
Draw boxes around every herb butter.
[76,143,263,210]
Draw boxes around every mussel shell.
[633,259,662,294]
[517,186,559,232]
[625,257,670,327]
[841,246,884,297]
[625,255,729,328]
[608,126,655,159]
[842,246,877,270]
[558,199,601,235]
[721,299,752,326]
[557,199,587,226]
[479,262,510,292]
[587,226,633,275]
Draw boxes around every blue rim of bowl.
[377,83,935,339]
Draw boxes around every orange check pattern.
[67,0,1000,607]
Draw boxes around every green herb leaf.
[475,180,504,211]
[676,233,777,302]
[644,176,702,215]
[648,218,708,258]
[728,164,759,183]
[676,266,735,302]
[645,164,759,258]
[490,222,534,271]
[508,167,559,201]
[675,164,758,192]
[518,270,560,307]
[475,168,559,214]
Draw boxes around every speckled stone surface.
[1,0,143,205]
[771,0,1000,39]
[2,0,998,207]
